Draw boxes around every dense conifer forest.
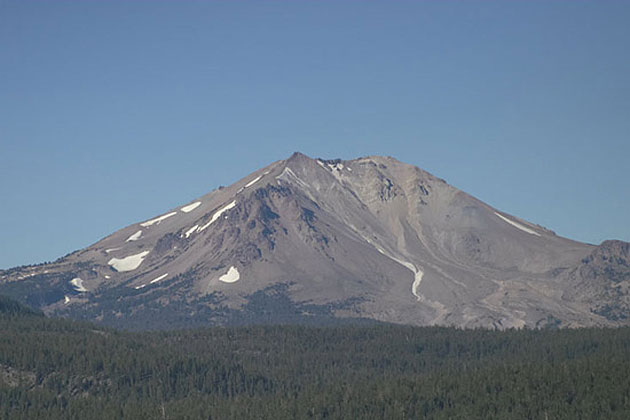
[1,295,629,419]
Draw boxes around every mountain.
[1,152,628,330]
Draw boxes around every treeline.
[1,299,630,419]
[0,295,43,318]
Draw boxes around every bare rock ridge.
[1,152,628,330]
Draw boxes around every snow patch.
[376,248,424,300]
[126,230,143,242]
[356,233,424,301]
[411,268,424,299]
[181,201,201,213]
[140,211,177,227]
[197,201,236,232]
[494,212,541,236]
[104,275,111,279]
[245,175,262,188]
[322,162,345,182]
[105,247,121,254]
[134,284,146,290]
[108,251,150,272]
[70,278,88,292]
[64,296,70,304]
[219,266,240,283]
[150,273,168,284]
[184,225,198,238]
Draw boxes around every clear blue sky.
[1,1,629,269]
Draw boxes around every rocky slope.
[1,152,628,329]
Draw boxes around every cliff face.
[564,240,630,322]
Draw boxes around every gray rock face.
[1,152,628,330]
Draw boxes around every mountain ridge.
[1,152,628,330]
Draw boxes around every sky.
[1,0,629,269]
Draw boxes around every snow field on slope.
[126,230,143,242]
[184,225,198,238]
[108,251,150,272]
[70,278,88,292]
[197,201,236,232]
[180,202,201,213]
[494,212,541,236]
[219,266,240,283]
[245,175,262,188]
[141,212,177,227]
[150,273,168,284]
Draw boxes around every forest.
[1,295,629,419]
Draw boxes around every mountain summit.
[2,153,628,329]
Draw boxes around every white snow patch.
[140,211,177,227]
[108,251,150,272]
[134,284,146,290]
[323,163,345,182]
[358,234,424,300]
[70,278,88,292]
[346,167,352,171]
[180,201,201,213]
[411,269,424,299]
[219,266,240,283]
[197,201,236,232]
[184,225,198,238]
[376,249,424,300]
[494,212,541,236]
[316,160,325,168]
[126,230,143,242]
[104,275,111,279]
[150,273,168,284]
[105,247,121,254]
[64,296,70,304]
[245,175,262,188]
